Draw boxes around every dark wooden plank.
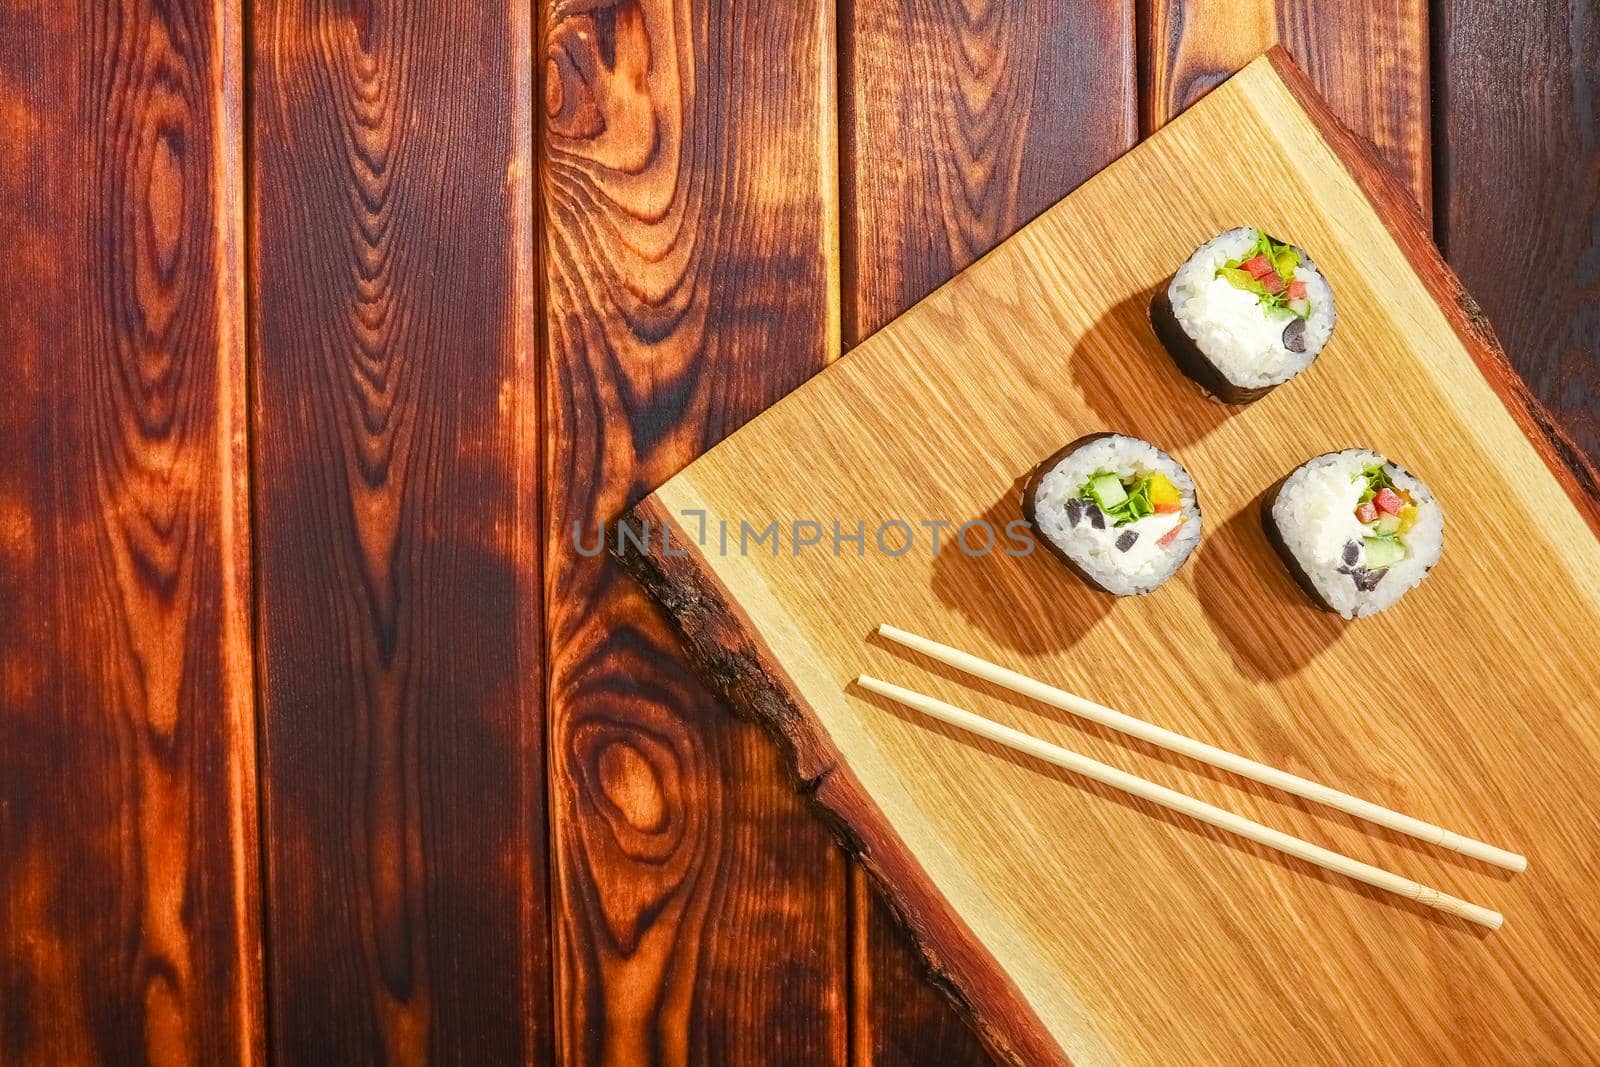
[840,1,1136,1060]
[250,2,548,1061]
[851,869,992,1066]
[842,0,1138,345]
[0,1,261,1063]
[541,1,848,1062]
[1438,0,1600,468]
[1143,0,1431,213]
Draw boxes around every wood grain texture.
[613,502,1063,1067]
[250,1,547,1061]
[1143,0,1431,212]
[841,1,1135,1060]
[540,1,848,1063]
[620,54,1600,1064]
[0,1,260,1063]
[849,865,993,1066]
[841,0,1136,344]
[1438,0,1600,468]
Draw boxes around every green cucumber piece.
[1363,536,1406,569]
[1375,513,1402,536]
[1088,474,1128,510]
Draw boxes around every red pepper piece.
[1374,487,1403,515]
[1355,501,1379,524]
[1241,253,1274,279]
[1287,279,1307,300]
[1259,270,1286,295]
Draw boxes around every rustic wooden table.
[1,2,1594,1064]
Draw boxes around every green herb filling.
[1079,473,1156,526]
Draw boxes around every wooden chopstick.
[878,625,1526,873]
[855,675,1503,930]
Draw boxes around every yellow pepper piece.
[1148,473,1181,512]
[1397,504,1418,535]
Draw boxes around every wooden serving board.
[616,51,1600,1066]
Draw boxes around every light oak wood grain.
[620,53,1600,1066]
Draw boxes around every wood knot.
[597,738,666,833]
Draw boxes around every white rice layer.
[1271,449,1444,618]
[1031,435,1202,596]
[1169,227,1335,389]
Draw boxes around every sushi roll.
[1023,433,1202,596]
[1150,227,1336,403]
[1264,449,1443,619]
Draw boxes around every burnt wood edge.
[1264,46,1600,538]
[613,498,1069,1067]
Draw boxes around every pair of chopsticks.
[856,625,1522,930]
